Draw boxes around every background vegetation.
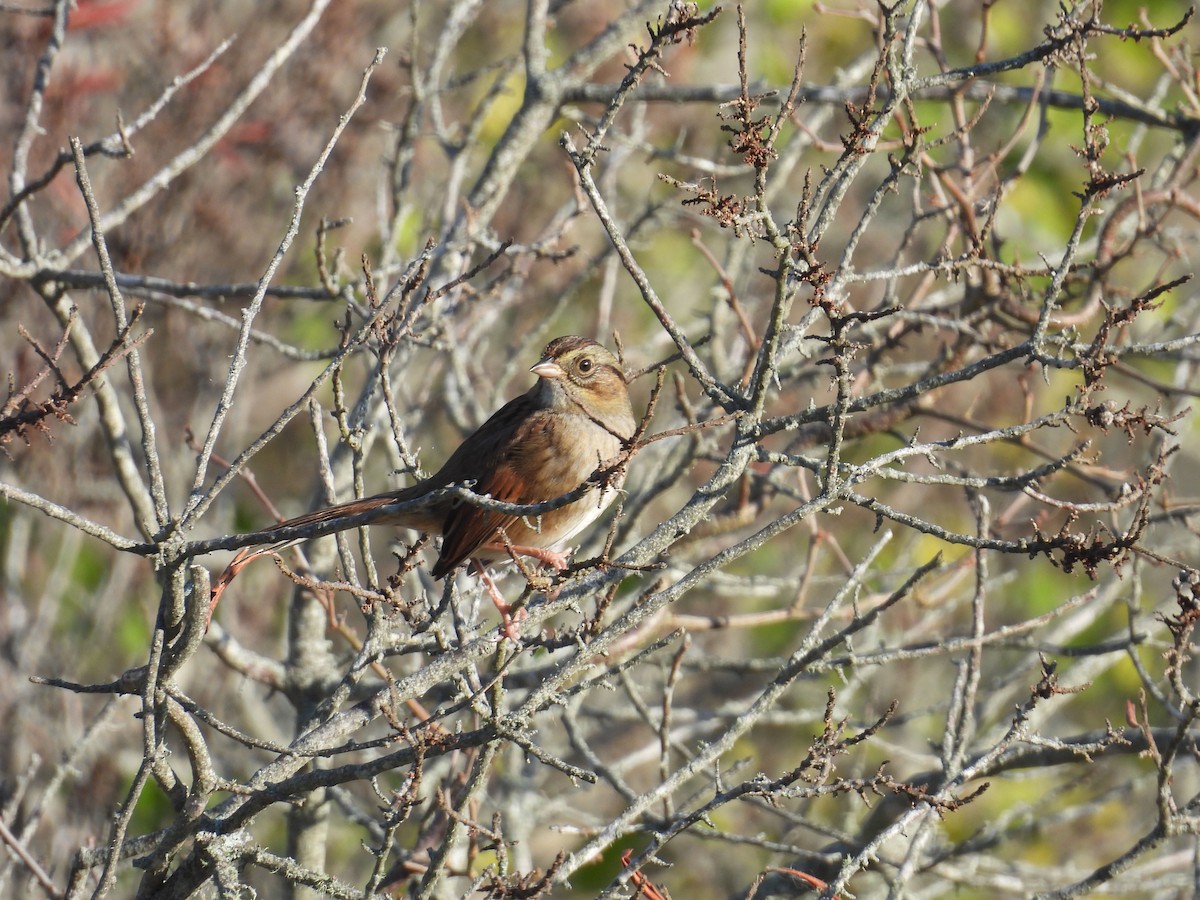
[2,0,1199,897]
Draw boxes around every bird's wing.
[432,461,528,578]
[431,402,553,578]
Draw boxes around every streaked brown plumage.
[247,336,635,580]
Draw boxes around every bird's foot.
[504,543,570,572]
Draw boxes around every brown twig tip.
[2,308,149,451]
[620,848,670,900]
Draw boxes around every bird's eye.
[577,357,594,374]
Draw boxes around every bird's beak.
[530,357,565,379]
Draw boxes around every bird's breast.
[506,411,625,546]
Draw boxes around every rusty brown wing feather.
[430,396,550,578]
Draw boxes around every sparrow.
[211,336,636,631]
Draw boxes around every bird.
[210,336,637,632]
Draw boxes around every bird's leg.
[471,560,525,642]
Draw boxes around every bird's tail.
[208,486,433,623]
